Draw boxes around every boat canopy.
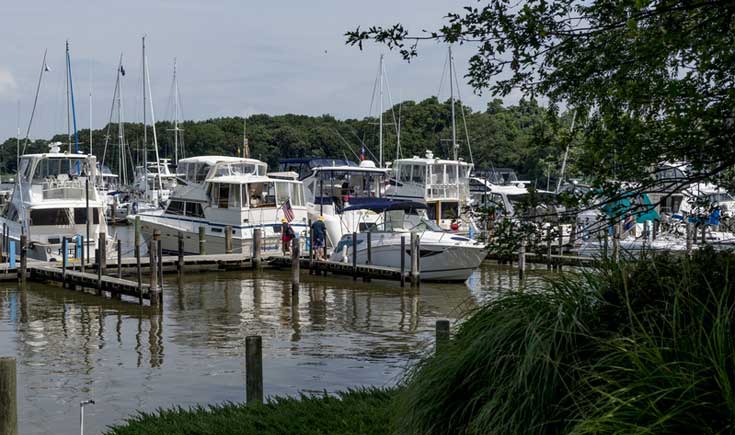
[342,199,427,213]
[604,192,660,222]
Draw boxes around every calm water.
[0,227,551,435]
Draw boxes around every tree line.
[0,97,577,187]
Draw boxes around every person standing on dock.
[311,216,327,260]
[281,218,295,254]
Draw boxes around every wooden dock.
[267,256,404,281]
[28,264,150,301]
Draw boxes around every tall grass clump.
[396,248,735,435]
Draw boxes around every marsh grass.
[396,248,735,434]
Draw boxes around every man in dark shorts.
[311,216,327,260]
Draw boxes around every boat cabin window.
[185,163,212,183]
[33,158,90,182]
[30,207,100,226]
[446,165,458,184]
[441,202,459,220]
[167,200,185,215]
[274,182,304,207]
[411,166,426,184]
[246,183,276,208]
[186,202,205,217]
[399,165,412,183]
[210,183,242,209]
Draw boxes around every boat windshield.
[32,158,91,182]
[367,209,442,233]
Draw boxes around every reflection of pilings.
[135,317,143,368]
[291,288,300,343]
[307,286,327,328]
[252,277,262,321]
[148,313,163,368]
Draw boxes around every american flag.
[360,145,365,161]
[282,199,295,222]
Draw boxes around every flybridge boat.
[328,200,487,282]
[0,143,111,261]
[386,151,477,233]
[132,156,307,254]
[278,157,390,249]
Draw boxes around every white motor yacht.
[0,143,111,261]
[386,151,477,234]
[132,156,308,254]
[329,200,487,282]
[278,157,390,249]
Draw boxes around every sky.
[0,1,514,141]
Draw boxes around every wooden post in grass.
[435,320,450,355]
[198,226,206,255]
[291,238,300,295]
[0,357,17,435]
[225,225,233,254]
[245,336,263,405]
[253,229,262,270]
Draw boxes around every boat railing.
[42,178,88,200]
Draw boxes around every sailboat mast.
[118,58,127,186]
[379,54,384,167]
[66,42,72,152]
[145,47,164,192]
[66,41,80,156]
[243,114,250,158]
[142,36,148,192]
[449,45,457,161]
[173,58,179,164]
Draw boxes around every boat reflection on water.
[0,262,548,435]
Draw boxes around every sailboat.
[385,46,477,234]
[130,36,174,216]
[0,42,111,261]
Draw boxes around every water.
[0,228,551,434]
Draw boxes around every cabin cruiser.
[132,158,178,207]
[132,156,307,254]
[0,143,111,261]
[386,150,477,233]
[329,200,487,282]
[278,158,390,249]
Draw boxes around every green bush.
[395,249,735,434]
[106,388,395,435]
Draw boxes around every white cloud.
[0,67,17,98]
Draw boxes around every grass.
[106,388,395,435]
[394,248,735,434]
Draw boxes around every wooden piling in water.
[135,217,142,304]
[96,248,102,294]
[0,223,4,263]
[245,336,263,405]
[435,320,450,355]
[99,232,107,276]
[80,236,85,273]
[364,232,372,283]
[117,239,122,279]
[150,230,160,307]
[177,231,184,276]
[225,225,233,254]
[352,232,357,281]
[199,226,206,255]
[400,236,406,288]
[253,229,262,270]
[518,239,526,280]
[0,357,17,435]
[18,235,26,284]
[62,237,68,286]
[410,233,419,287]
[291,238,300,294]
[111,201,117,225]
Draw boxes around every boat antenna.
[173,58,180,163]
[379,54,384,167]
[22,49,49,156]
[89,58,93,154]
[450,51,474,166]
[243,113,250,158]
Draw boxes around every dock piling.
[150,230,160,307]
[352,232,357,281]
[177,231,184,276]
[410,233,420,287]
[135,217,142,304]
[557,223,563,272]
[435,320,450,355]
[80,236,85,273]
[117,240,122,279]
[19,236,26,283]
[518,239,526,280]
[62,237,68,285]
[291,238,300,294]
[546,227,552,270]
[225,225,233,254]
[98,233,107,275]
[198,226,206,255]
[95,248,102,294]
[364,232,372,283]
[400,236,406,288]
[0,357,17,435]
[245,336,263,405]
[253,229,262,270]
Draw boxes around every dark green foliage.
[395,249,735,434]
[106,388,395,435]
[0,98,574,186]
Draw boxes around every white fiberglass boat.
[329,200,487,282]
[132,156,308,254]
[0,143,111,261]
